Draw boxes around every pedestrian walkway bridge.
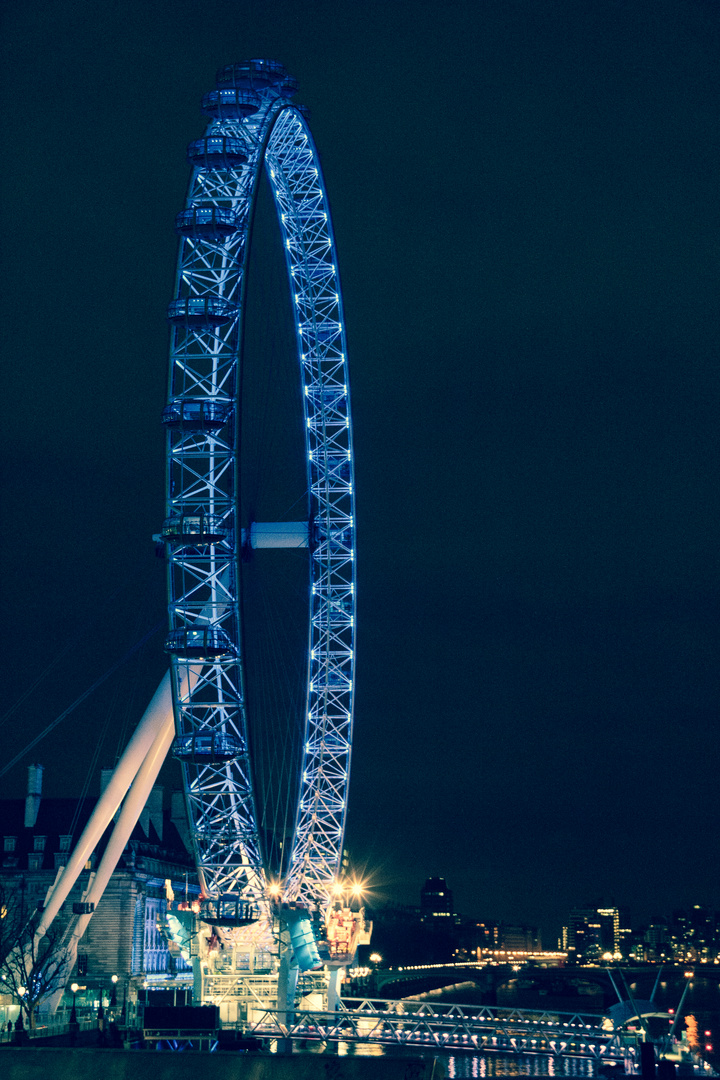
[245,998,637,1065]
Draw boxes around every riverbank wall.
[0,1048,443,1080]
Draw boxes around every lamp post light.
[14,987,26,1045]
[368,954,382,995]
[69,982,80,1046]
[110,974,118,1012]
[96,995,106,1046]
[119,978,127,1025]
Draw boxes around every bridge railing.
[343,997,610,1032]
[0,1016,97,1044]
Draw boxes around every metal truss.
[201,970,327,1011]
[245,999,632,1063]
[163,61,355,913]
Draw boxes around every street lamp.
[68,982,80,1046]
[110,975,118,1010]
[13,989,26,1045]
[119,977,127,1024]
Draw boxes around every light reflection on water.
[309,1043,597,1076]
[443,1053,596,1078]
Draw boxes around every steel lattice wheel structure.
[162,60,355,921]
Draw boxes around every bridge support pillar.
[327,968,342,1013]
[276,940,299,1054]
[192,955,203,1006]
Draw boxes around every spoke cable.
[0,567,159,734]
[0,620,164,781]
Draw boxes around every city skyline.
[373,872,720,955]
[1,0,718,941]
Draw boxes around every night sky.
[1,0,719,944]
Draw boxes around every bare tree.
[0,879,72,1031]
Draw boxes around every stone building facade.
[0,767,198,1021]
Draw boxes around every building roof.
[0,792,195,876]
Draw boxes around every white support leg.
[69,712,175,944]
[42,714,175,1017]
[34,670,174,944]
[276,936,299,1054]
[327,967,342,1013]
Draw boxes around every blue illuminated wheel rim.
[162,60,355,914]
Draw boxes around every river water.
[315,1043,600,1077]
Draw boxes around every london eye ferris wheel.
[29,61,360,994]
[161,59,356,931]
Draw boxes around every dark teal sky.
[1,0,719,940]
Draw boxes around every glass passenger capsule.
[322,457,351,482]
[166,296,237,326]
[186,135,248,170]
[199,895,259,927]
[174,206,240,240]
[201,88,261,119]
[299,321,341,343]
[316,599,353,625]
[172,732,243,763]
[216,58,287,90]
[306,386,347,412]
[326,670,352,688]
[313,521,351,545]
[161,398,232,431]
[164,626,235,659]
[161,514,229,546]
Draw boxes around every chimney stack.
[171,790,193,855]
[24,764,43,828]
[138,785,164,840]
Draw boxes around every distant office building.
[466,920,500,951]
[642,918,670,962]
[670,906,719,962]
[500,924,542,952]
[618,907,633,955]
[420,877,454,924]
[634,908,720,963]
[563,905,620,960]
